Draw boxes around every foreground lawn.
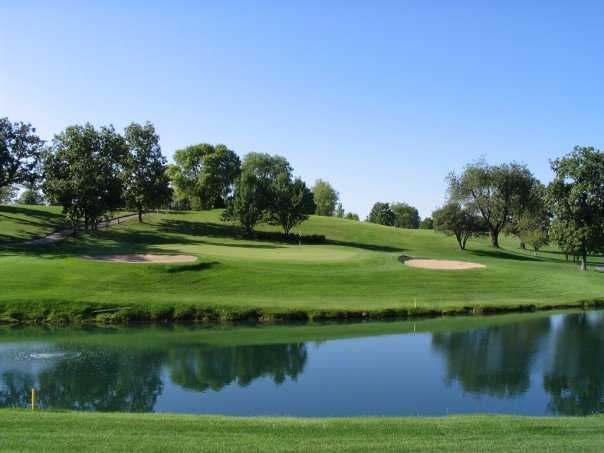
[1,410,603,452]
[1,206,603,322]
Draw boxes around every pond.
[0,310,603,416]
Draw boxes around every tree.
[123,122,171,222]
[420,217,433,229]
[170,143,240,210]
[17,184,44,205]
[391,202,420,229]
[223,153,291,236]
[267,173,315,236]
[312,179,338,216]
[447,160,540,248]
[0,117,44,191]
[0,185,16,203]
[43,124,127,231]
[433,203,484,250]
[367,202,395,226]
[547,147,604,271]
[224,170,266,236]
[516,214,549,256]
[345,212,360,221]
[335,203,344,218]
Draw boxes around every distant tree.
[420,217,433,229]
[17,184,44,205]
[433,203,484,250]
[447,159,540,248]
[547,147,604,271]
[516,214,549,255]
[312,179,338,216]
[0,185,16,203]
[170,143,240,210]
[0,118,44,192]
[345,212,360,221]
[223,153,291,236]
[391,202,420,229]
[43,124,127,231]
[367,202,395,226]
[123,122,171,222]
[335,203,344,218]
[267,173,315,236]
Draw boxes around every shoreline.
[2,297,603,325]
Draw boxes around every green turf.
[0,206,602,322]
[1,410,603,452]
[0,204,67,243]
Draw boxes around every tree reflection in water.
[0,342,308,411]
[168,343,308,392]
[431,318,551,397]
[543,313,604,415]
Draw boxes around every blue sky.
[2,1,603,218]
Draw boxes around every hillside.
[0,204,67,243]
[0,206,602,323]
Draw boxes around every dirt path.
[24,213,142,245]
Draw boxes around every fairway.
[1,205,603,323]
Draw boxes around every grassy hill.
[0,205,602,323]
[0,204,67,243]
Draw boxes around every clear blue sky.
[2,1,603,218]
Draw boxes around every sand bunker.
[405,259,485,270]
[83,254,197,264]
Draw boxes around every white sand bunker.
[405,259,485,270]
[84,254,197,264]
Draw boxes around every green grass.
[0,204,67,243]
[0,205,602,323]
[2,410,604,452]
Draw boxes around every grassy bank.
[1,206,603,323]
[1,410,603,452]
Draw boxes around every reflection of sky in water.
[0,311,603,416]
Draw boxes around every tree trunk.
[138,205,143,223]
[580,250,588,271]
[489,229,500,248]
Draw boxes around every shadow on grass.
[161,261,219,273]
[3,215,406,258]
[0,205,68,243]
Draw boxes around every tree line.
[2,117,603,269]
[0,117,356,236]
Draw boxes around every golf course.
[1,204,602,324]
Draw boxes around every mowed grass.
[2,410,604,452]
[0,205,603,322]
[0,204,67,243]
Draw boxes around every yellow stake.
[31,388,36,411]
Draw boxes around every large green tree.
[367,202,395,226]
[267,173,315,236]
[224,153,291,236]
[312,179,338,216]
[391,202,420,229]
[447,160,540,248]
[0,117,44,191]
[547,147,604,271]
[123,122,171,222]
[170,143,240,210]
[43,124,127,231]
[432,203,484,250]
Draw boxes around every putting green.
[157,241,364,262]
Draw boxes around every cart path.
[24,213,142,245]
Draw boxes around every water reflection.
[431,318,550,397]
[168,343,307,391]
[543,313,604,415]
[0,311,603,416]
